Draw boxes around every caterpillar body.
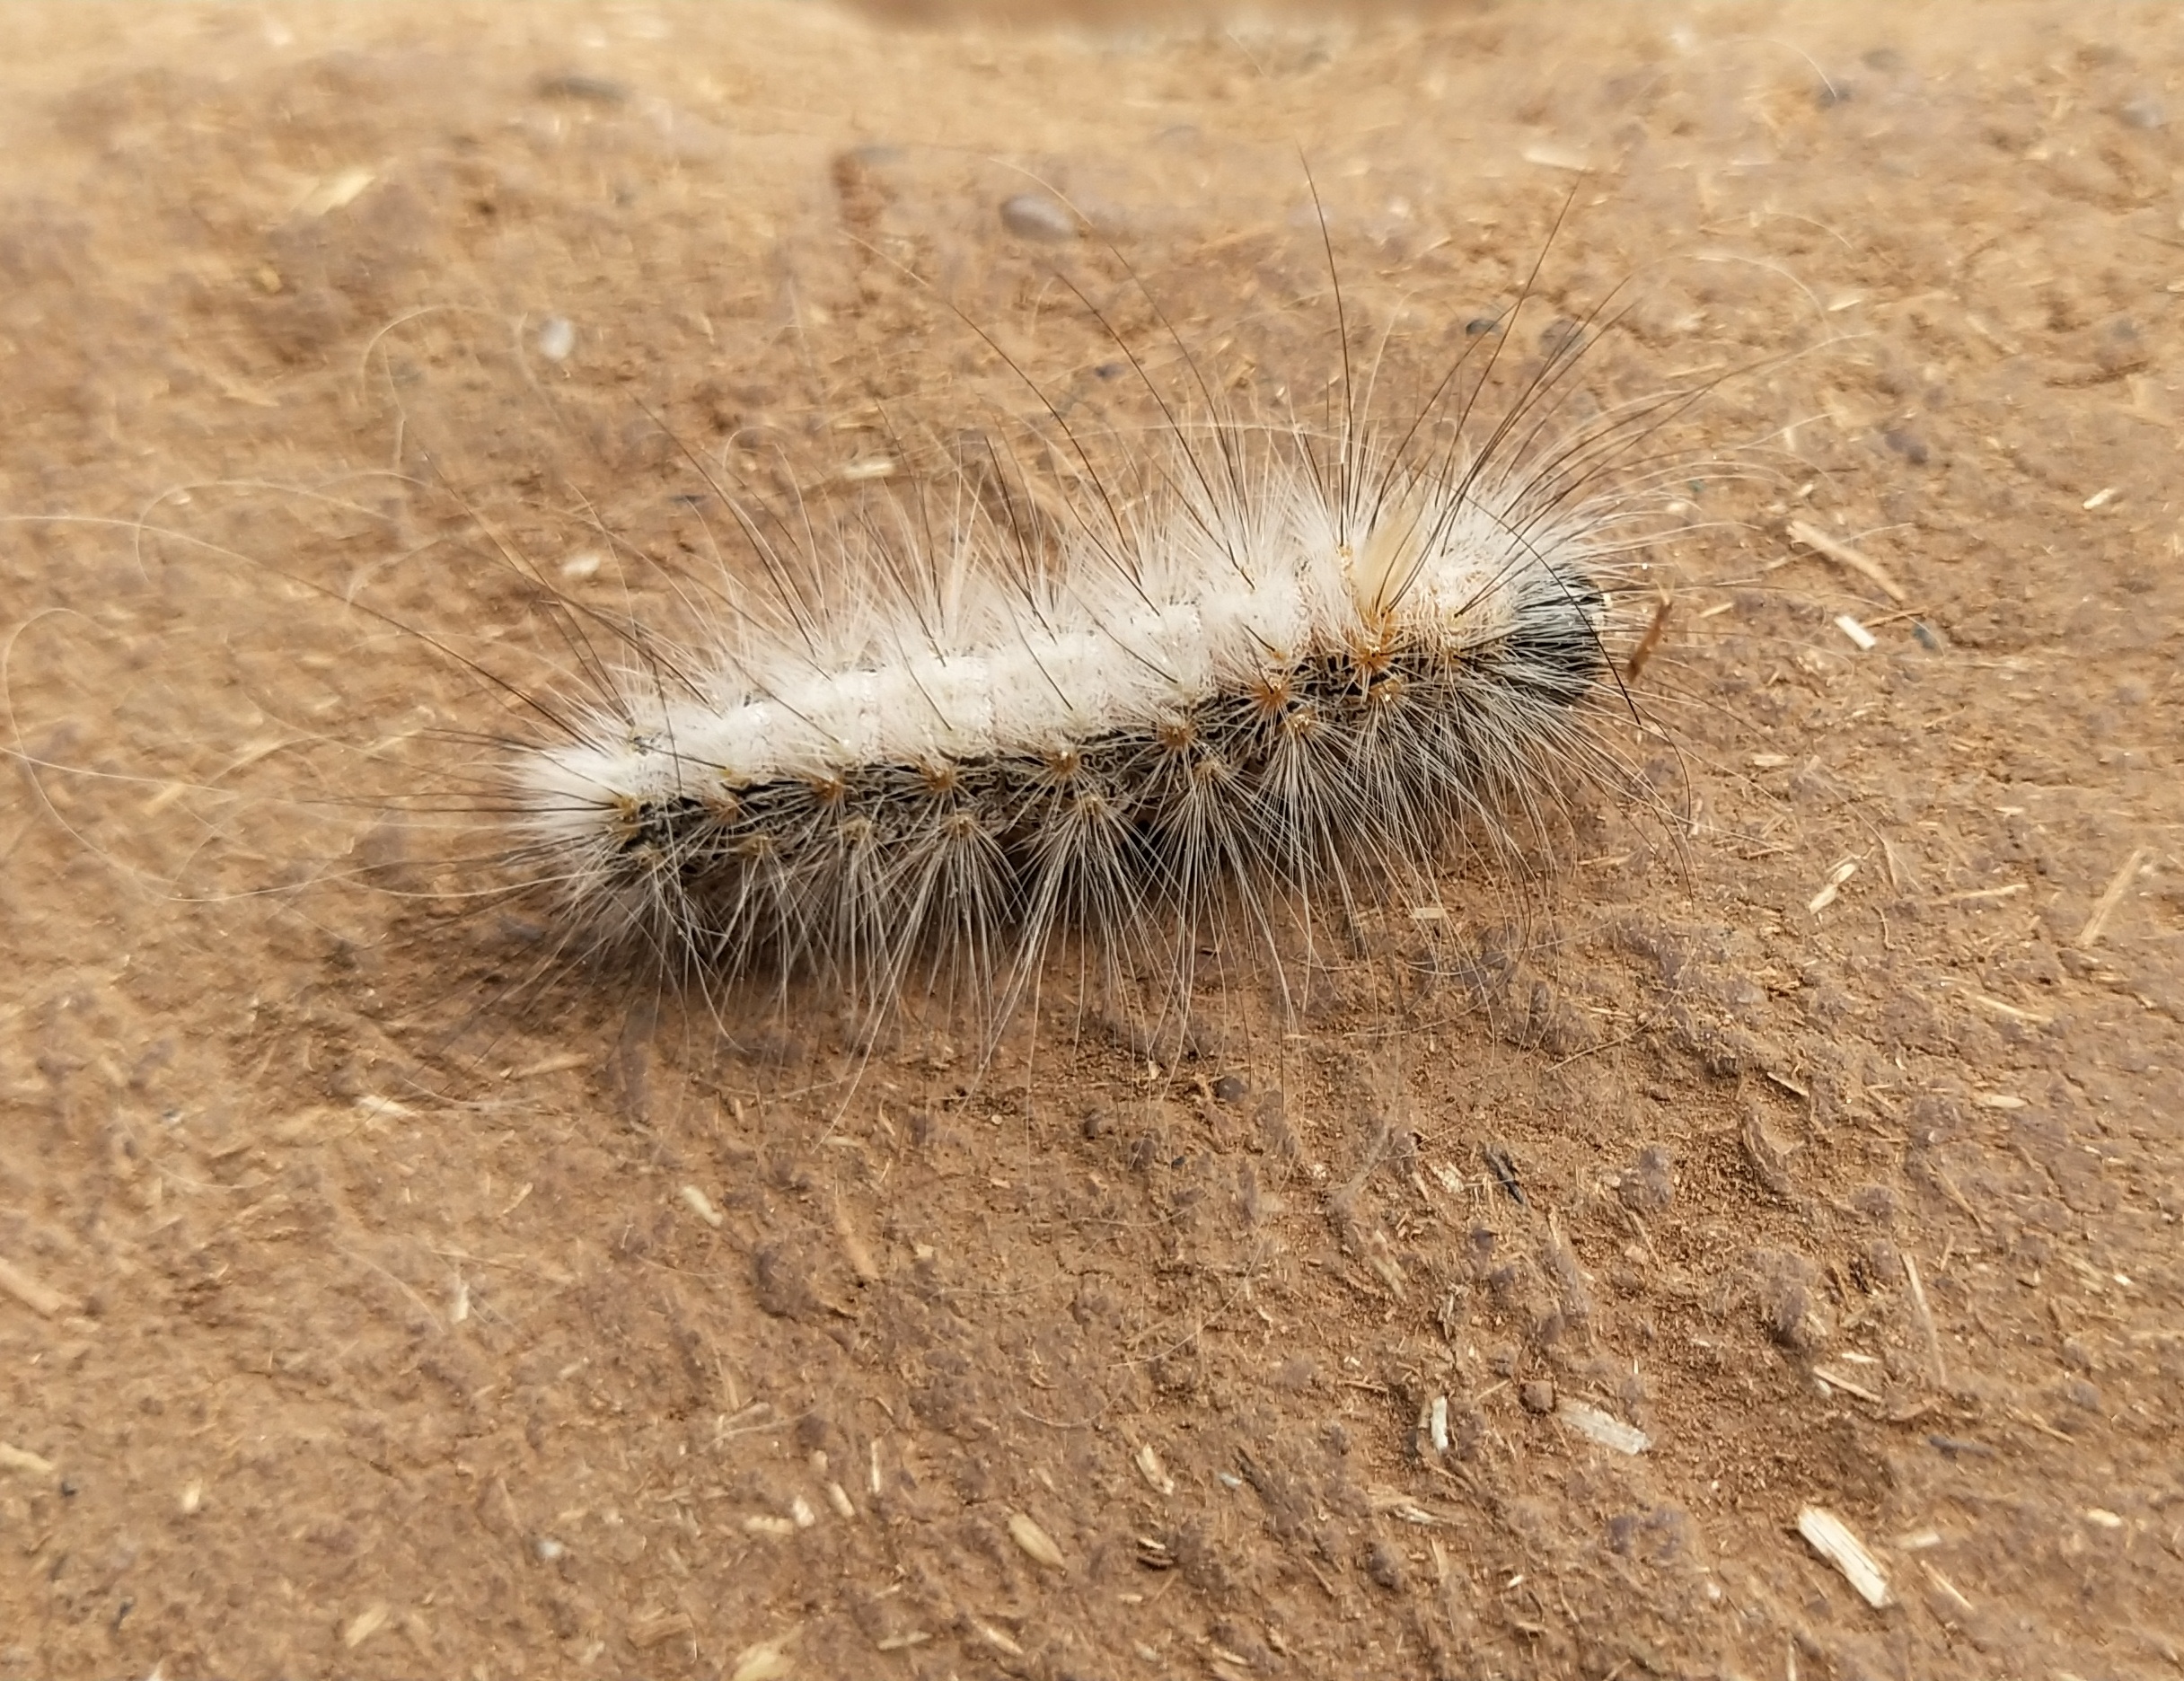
[507,330,1649,1036]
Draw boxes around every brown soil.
[3,3,2181,1677]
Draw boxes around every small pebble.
[1519,1379,1556,1415]
[1000,192,1076,242]
[533,1535,567,1562]
[537,317,577,362]
[1881,426,1930,465]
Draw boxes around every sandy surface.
[3,2,2181,1677]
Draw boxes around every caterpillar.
[494,238,1674,1050]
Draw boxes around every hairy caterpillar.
[496,234,1676,1050]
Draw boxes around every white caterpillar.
[502,315,1651,1035]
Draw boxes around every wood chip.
[342,1605,391,1650]
[0,1256,73,1318]
[1787,519,1907,602]
[1555,1399,1651,1454]
[1521,140,1591,172]
[1962,990,2053,1026]
[0,1443,57,1477]
[629,1610,696,1650]
[1809,858,1860,913]
[297,167,376,218]
[1812,1365,1886,1404]
[1133,1442,1176,1496]
[1367,1488,1457,1526]
[971,1618,1026,1657]
[1921,1560,1975,1614]
[1008,1510,1066,1570]
[2074,848,2148,948]
[728,1636,797,1681]
[508,1051,592,1078]
[1945,881,2027,902]
[1796,1506,1892,1607]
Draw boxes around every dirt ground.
[3,2,2181,1677]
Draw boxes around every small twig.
[2074,847,2148,948]
[1786,519,1907,602]
[0,1257,73,1319]
[1623,591,1674,682]
[1903,1252,1947,1390]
